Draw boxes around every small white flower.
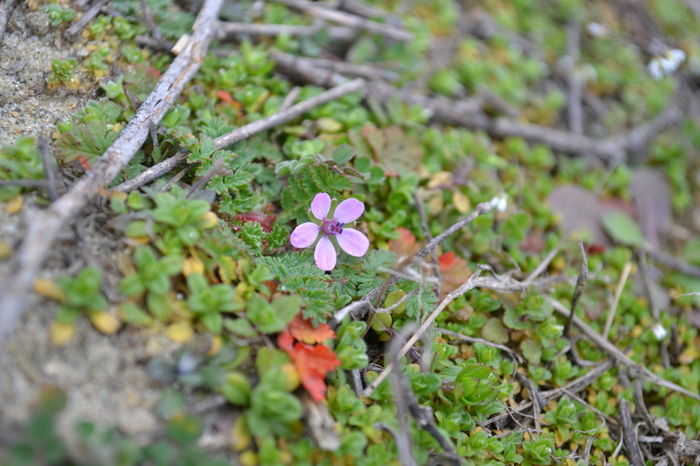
[666,48,686,65]
[489,195,508,213]
[648,58,664,80]
[586,22,609,38]
[648,47,686,80]
[651,323,667,341]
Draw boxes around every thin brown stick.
[619,398,645,466]
[337,0,400,24]
[0,179,49,188]
[64,0,110,42]
[363,267,487,397]
[216,21,356,42]
[37,137,59,202]
[332,202,493,325]
[565,240,589,338]
[273,50,683,162]
[415,193,440,298]
[642,243,700,279]
[388,329,419,466]
[0,0,17,44]
[140,0,162,41]
[0,0,225,352]
[437,327,523,364]
[272,0,413,41]
[481,359,615,427]
[603,262,632,339]
[543,294,700,403]
[114,78,365,192]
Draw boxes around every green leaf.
[482,318,509,344]
[601,211,645,247]
[521,339,542,364]
[201,312,223,334]
[165,414,201,445]
[332,144,355,165]
[224,318,258,337]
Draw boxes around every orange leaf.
[278,329,294,352]
[279,330,340,402]
[388,227,422,256]
[216,90,234,104]
[288,315,335,344]
[438,251,472,299]
[288,343,340,402]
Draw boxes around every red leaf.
[288,343,340,402]
[216,90,234,104]
[289,315,335,344]
[234,211,277,233]
[438,251,472,299]
[278,330,294,352]
[279,329,340,402]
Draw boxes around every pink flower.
[290,193,370,271]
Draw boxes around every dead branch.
[272,0,413,41]
[363,266,487,397]
[619,397,645,466]
[332,202,493,326]
[481,359,615,427]
[215,21,356,42]
[114,78,365,192]
[388,329,420,466]
[389,328,461,465]
[543,294,700,403]
[37,137,59,202]
[565,240,589,338]
[272,50,683,163]
[603,262,632,339]
[0,0,226,353]
[140,0,162,41]
[437,327,524,364]
[642,243,700,279]
[337,0,400,25]
[64,0,110,42]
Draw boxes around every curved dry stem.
[0,0,225,352]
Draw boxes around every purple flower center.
[322,221,344,236]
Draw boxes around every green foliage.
[40,4,77,26]
[11,0,700,464]
[0,137,45,201]
[55,267,108,323]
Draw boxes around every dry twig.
[216,21,356,42]
[272,50,683,162]
[543,294,700,403]
[0,0,226,352]
[619,397,645,466]
[363,266,487,397]
[114,78,365,192]
[272,0,413,41]
[64,0,110,42]
[565,240,589,338]
[602,262,632,339]
[332,202,493,325]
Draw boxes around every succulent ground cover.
[2,0,700,464]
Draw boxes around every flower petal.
[333,198,364,224]
[314,235,337,271]
[311,193,332,221]
[290,222,320,248]
[336,228,369,257]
